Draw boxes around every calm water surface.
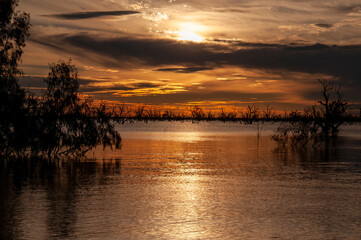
[1,122,361,239]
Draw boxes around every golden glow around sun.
[167,22,205,42]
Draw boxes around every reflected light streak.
[168,174,207,238]
[177,132,203,142]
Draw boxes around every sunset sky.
[18,0,361,111]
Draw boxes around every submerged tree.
[272,79,349,147]
[35,60,122,157]
[241,105,259,124]
[189,106,206,120]
[317,79,348,137]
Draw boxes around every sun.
[170,22,205,42]
[177,31,204,42]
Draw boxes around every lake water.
[1,122,361,239]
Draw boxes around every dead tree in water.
[317,79,348,137]
[242,105,259,124]
[272,79,349,147]
[189,106,206,120]
[263,104,275,120]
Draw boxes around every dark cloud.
[271,6,309,14]
[14,75,291,106]
[32,33,361,86]
[283,43,331,51]
[131,82,162,88]
[301,86,361,103]
[81,85,134,93]
[17,74,155,95]
[333,5,361,13]
[212,38,285,48]
[155,67,214,73]
[19,76,100,88]
[315,23,333,29]
[79,78,100,85]
[212,8,247,13]
[45,10,140,20]
[81,82,163,93]
[32,34,222,67]
[18,76,46,88]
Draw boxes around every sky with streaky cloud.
[18,0,361,111]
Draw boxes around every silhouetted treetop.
[44,60,80,115]
[0,0,30,78]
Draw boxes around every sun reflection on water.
[166,174,208,238]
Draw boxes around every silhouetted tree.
[0,0,30,154]
[116,103,131,123]
[37,60,122,157]
[272,79,349,147]
[189,106,206,120]
[206,110,215,120]
[263,104,275,120]
[317,79,348,136]
[134,104,146,119]
[218,107,237,121]
[146,106,162,119]
[241,105,259,124]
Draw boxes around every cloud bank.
[32,33,361,85]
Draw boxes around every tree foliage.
[0,0,30,77]
[0,0,31,154]
[34,60,122,157]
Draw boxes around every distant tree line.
[112,79,356,147]
[111,94,358,125]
